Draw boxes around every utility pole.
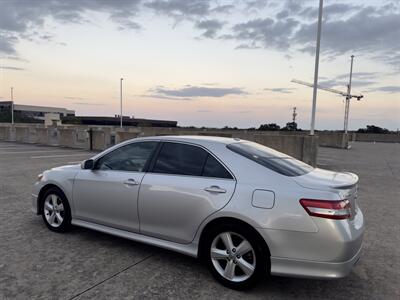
[120,78,123,128]
[310,0,324,135]
[10,87,14,125]
[344,55,354,134]
[292,107,297,123]
[292,107,297,131]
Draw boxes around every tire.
[203,222,269,290]
[41,187,72,233]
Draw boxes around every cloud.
[226,17,300,50]
[0,65,24,70]
[0,0,142,55]
[294,7,400,68]
[142,94,193,101]
[148,85,247,99]
[317,72,382,89]
[298,3,362,20]
[0,34,18,54]
[195,19,224,38]
[334,72,379,81]
[264,87,296,94]
[368,86,400,94]
[1,0,399,72]
[210,5,234,14]
[244,0,270,12]
[145,0,211,18]
[319,79,377,89]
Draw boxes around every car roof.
[132,135,241,145]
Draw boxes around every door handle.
[123,178,140,186]
[204,185,226,194]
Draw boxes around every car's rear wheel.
[41,187,71,232]
[204,223,269,290]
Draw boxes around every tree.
[357,125,389,134]
[281,122,298,131]
[258,123,280,131]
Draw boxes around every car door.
[73,141,158,232]
[138,141,236,244]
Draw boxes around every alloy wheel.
[44,194,65,228]
[210,231,256,282]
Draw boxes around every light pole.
[120,78,123,128]
[344,55,354,134]
[10,87,14,125]
[310,0,324,135]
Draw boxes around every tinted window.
[96,142,157,172]
[227,142,313,177]
[203,155,232,179]
[153,143,208,176]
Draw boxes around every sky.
[0,0,399,130]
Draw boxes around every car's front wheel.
[41,187,71,232]
[204,223,269,290]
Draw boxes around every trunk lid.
[294,168,359,220]
[294,168,358,190]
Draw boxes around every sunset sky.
[0,0,399,130]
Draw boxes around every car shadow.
[66,225,367,298]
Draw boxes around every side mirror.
[81,159,94,170]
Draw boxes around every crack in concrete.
[385,159,398,180]
[68,254,154,300]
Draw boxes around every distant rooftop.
[0,101,75,116]
[61,115,177,127]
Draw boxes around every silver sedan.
[32,136,364,289]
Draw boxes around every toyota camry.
[32,136,364,289]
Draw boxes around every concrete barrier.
[0,123,318,165]
[116,130,140,143]
[0,127,6,140]
[58,128,89,149]
[318,132,349,149]
[36,127,48,144]
[354,133,400,143]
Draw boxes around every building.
[0,101,75,122]
[0,101,177,127]
[61,115,177,127]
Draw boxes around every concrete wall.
[0,123,318,166]
[318,132,349,149]
[58,128,89,149]
[0,126,6,140]
[354,133,400,143]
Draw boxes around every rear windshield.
[227,141,313,177]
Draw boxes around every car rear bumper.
[257,206,364,279]
[270,244,362,279]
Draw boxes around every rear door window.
[152,142,233,179]
[227,141,313,177]
[203,154,232,179]
[153,142,208,176]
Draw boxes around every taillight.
[300,199,351,220]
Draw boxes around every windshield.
[227,141,313,177]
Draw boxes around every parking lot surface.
[0,141,399,299]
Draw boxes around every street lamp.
[310,0,324,135]
[120,78,123,128]
[10,87,14,125]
